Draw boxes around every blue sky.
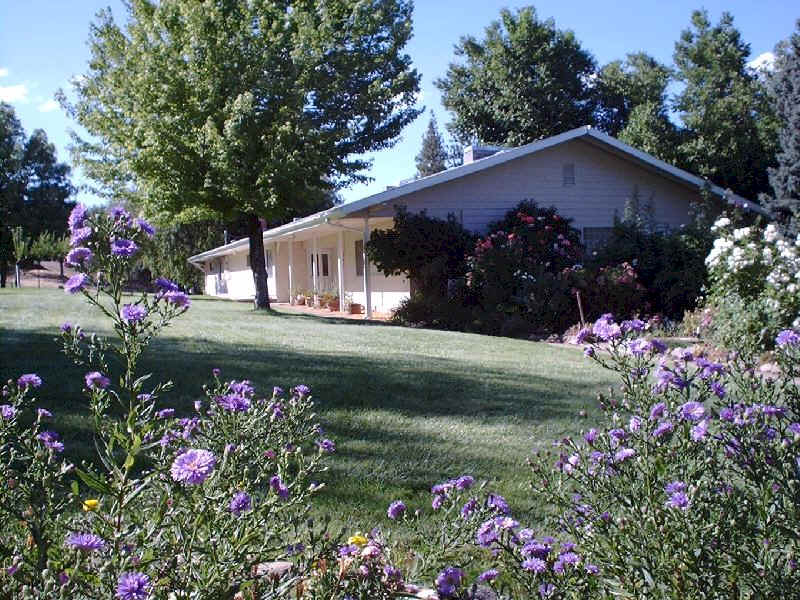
[1,1,796,207]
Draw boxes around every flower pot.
[327,300,340,312]
[349,303,363,314]
[295,295,305,305]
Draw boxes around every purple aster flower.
[680,401,706,421]
[455,475,474,490]
[691,419,709,442]
[584,428,598,444]
[719,407,735,422]
[522,557,547,573]
[435,566,464,598]
[672,348,694,362]
[155,277,179,292]
[592,314,621,341]
[460,498,478,519]
[270,474,289,499]
[652,420,674,439]
[614,448,636,463]
[164,290,190,308]
[229,380,254,396]
[432,494,444,510]
[230,491,252,516]
[383,565,402,581]
[787,423,800,437]
[110,239,139,257]
[609,428,628,444]
[58,571,69,585]
[387,500,406,520]
[170,449,216,485]
[622,318,646,332]
[110,206,130,222]
[37,408,52,419]
[339,544,358,557]
[60,322,72,333]
[650,339,667,354]
[575,328,592,344]
[216,394,251,412]
[64,273,89,294]
[116,572,151,600]
[17,373,42,388]
[776,330,800,347]
[85,371,111,390]
[121,304,148,324]
[629,416,643,432]
[539,583,556,598]
[666,491,691,511]
[37,430,64,452]
[70,226,92,246]
[478,568,499,582]
[1,404,17,419]
[273,385,284,396]
[68,204,87,230]
[476,519,498,547]
[583,346,595,357]
[710,381,726,399]
[559,551,580,566]
[488,493,510,514]
[294,384,311,397]
[665,481,686,494]
[316,438,335,453]
[627,338,651,356]
[585,564,599,574]
[134,218,155,238]
[522,540,552,559]
[66,532,105,552]
[66,247,93,266]
[156,409,174,419]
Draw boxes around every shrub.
[704,216,800,352]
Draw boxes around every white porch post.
[337,230,344,313]
[311,234,318,297]
[363,217,372,319]
[288,237,294,305]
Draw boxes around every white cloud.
[0,83,29,103]
[0,68,8,78]
[38,99,59,112]
[747,51,775,72]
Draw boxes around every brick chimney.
[463,144,504,164]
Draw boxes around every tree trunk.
[246,213,270,310]
[0,258,6,288]
[59,259,64,278]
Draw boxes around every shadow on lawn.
[1,322,600,522]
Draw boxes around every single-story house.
[188,125,760,317]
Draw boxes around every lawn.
[0,288,616,529]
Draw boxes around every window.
[583,227,613,252]
[563,163,575,186]
[321,253,329,277]
[355,240,364,276]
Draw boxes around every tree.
[673,10,779,200]
[618,101,682,164]
[594,52,673,137]
[11,226,30,288]
[764,20,800,232]
[66,0,421,309]
[435,6,597,146]
[415,114,448,177]
[0,103,74,287]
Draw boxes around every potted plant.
[327,293,340,312]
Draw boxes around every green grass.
[0,288,616,528]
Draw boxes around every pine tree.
[415,114,448,177]
[765,20,800,232]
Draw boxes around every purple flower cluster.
[37,430,64,453]
[270,474,289,500]
[110,238,139,258]
[17,373,42,388]
[164,290,191,308]
[134,218,155,238]
[1,405,18,419]
[121,304,148,325]
[170,449,216,485]
[156,277,179,292]
[216,393,251,412]
[230,491,252,516]
[85,371,111,390]
[70,226,92,246]
[435,566,464,598]
[68,204,87,231]
[64,273,89,294]
[387,500,406,520]
[665,481,690,510]
[776,329,800,347]
[116,572,151,600]
[66,247,93,267]
[316,438,335,453]
[592,314,622,342]
[66,532,106,552]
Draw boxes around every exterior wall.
[201,247,278,301]
[356,139,698,235]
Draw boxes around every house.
[188,125,759,317]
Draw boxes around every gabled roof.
[189,125,764,264]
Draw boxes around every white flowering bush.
[704,216,800,350]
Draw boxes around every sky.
[0,1,796,207]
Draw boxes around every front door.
[309,250,335,293]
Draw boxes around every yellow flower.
[347,532,368,547]
[82,499,99,512]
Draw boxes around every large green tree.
[673,10,779,200]
[764,20,800,232]
[435,6,597,146]
[66,0,421,309]
[594,52,673,137]
[0,103,74,287]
